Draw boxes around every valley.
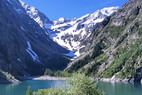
[0,0,142,95]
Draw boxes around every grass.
[107,26,124,38]
[99,43,140,78]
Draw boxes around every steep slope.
[0,0,69,80]
[19,0,53,34]
[20,2,118,58]
[66,0,142,82]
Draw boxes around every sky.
[22,0,128,20]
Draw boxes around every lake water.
[0,80,142,95]
[98,82,142,95]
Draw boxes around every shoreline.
[1,76,141,84]
[93,78,134,83]
[32,76,68,80]
[20,76,138,83]
[20,76,68,81]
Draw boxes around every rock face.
[0,0,70,80]
[66,0,142,82]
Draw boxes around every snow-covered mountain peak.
[99,7,119,16]
[54,17,70,25]
[20,1,37,16]
[58,17,66,22]
[20,2,119,58]
[19,0,52,30]
[50,7,119,58]
[19,0,37,13]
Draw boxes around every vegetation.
[42,6,142,81]
[44,69,72,77]
[27,73,103,95]
[107,26,124,38]
[67,42,104,73]
[66,23,142,80]
[99,43,141,78]
[26,87,33,95]
[81,54,108,76]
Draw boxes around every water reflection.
[98,82,142,95]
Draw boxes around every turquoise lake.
[0,80,142,95]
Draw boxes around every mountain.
[66,0,142,82]
[20,2,119,58]
[0,0,70,82]
[19,0,53,34]
[51,7,119,57]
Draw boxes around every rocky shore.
[93,78,134,83]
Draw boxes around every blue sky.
[22,0,128,20]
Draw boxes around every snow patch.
[21,26,26,31]
[17,58,21,62]
[26,41,40,62]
